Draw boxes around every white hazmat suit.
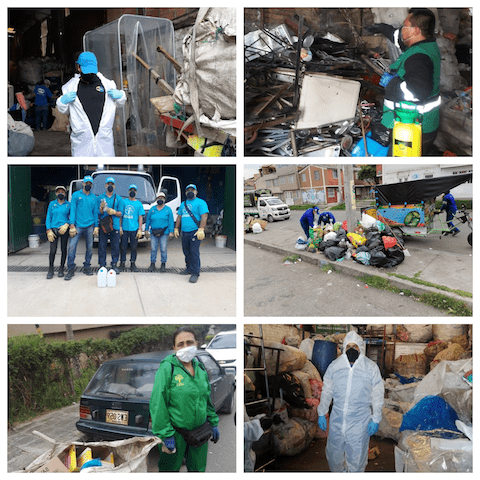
[57,72,126,157]
[317,331,384,472]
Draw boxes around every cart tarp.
[375,173,472,206]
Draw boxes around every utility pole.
[343,164,357,232]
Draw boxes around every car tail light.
[79,405,92,420]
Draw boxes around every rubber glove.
[58,223,69,235]
[60,91,77,104]
[211,426,220,443]
[379,72,398,88]
[145,230,151,240]
[367,421,379,436]
[107,89,123,100]
[47,230,56,242]
[93,227,99,237]
[163,436,175,451]
[318,415,327,431]
[174,228,180,238]
[136,229,142,239]
[194,227,205,240]
[69,226,77,237]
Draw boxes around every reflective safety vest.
[382,40,441,134]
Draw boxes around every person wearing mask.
[119,184,145,272]
[149,326,220,472]
[56,51,126,156]
[369,9,441,155]
[440,190,460,235]
[319,211,336,227]
[300,206,320,240]
[317,331,384,472]
[97,177,123,274]
[174,184,209,284]
[33,79,53,131]
[45,186,70,279]
[146,192,174,273]
[65,176,99,280]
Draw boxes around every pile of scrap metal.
[152,7,236,156]
[244,16,391,157]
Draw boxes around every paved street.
[244,207,472,316]
[8,399,236,472]
[7,237,236,317]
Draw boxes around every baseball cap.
[83,175,93,183]
[185,184,197,191]
[77,52,98,74]
[105,177,115,184]
[128,184,138,190]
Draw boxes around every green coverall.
[149,354,219,472]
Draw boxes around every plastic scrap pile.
[300,212,405,268]
[376,324,472,473]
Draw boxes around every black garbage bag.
[370,246,405,268]
[356,245,369,253]
[369,249,391,267]
[386,246,405,266]
[324,246,347,261]
[318,239,339,252]
[366,234,383,250]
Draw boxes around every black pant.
[49,232,69,268]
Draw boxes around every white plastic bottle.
[97,267,107,287]
[107,268,116,287]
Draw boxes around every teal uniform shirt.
[122,198,145,231]
[145,205,174,234]
[46,199,71,230]
[70,190,98,228]
[178,197,209,232]
[97,193,124,230]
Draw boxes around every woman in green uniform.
[150,327,220,472]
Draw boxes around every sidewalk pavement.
[7,237,236,317]
[244,218,473,311]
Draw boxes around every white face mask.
[176,345,197,363]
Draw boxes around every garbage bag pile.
[302,213,405,268]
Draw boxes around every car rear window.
[208,334,236,349]
[84,361,159,399]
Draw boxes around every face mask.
[107,185,114,193]
[346,347,360,364]
[84,184,92,192]
[57,193,65,201]
[129,191,136,198]
[186,191,195,200]
[157,199,164,205]
[80,72,96,83]
[176,345,196,363]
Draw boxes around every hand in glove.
[69,226,77,237]
[60,91,77,104]
[163,436,176,452]
[107,89,123,100]
[379,72,398,88]
[136,229,142,239]
[194,228,205,240]
[47,230,56,242]
[58,223,69,235]
[367,421,379,436]
[145,230,151,240]
[211,426,220,443]
[106,207,116,215]
[174,228,180,238]
[93,227,99,237]
[318,415,327,431]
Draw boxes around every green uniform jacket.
[149,354,219,440]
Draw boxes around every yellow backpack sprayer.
[392,102,422,157]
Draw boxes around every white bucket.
[28,234,40,248]
[215,235,227,248]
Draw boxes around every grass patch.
[329,203,345,210]
[283,254,301,263]
[321,263,338,273]
[358,274,472,316]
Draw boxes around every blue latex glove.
[318,415,327,431]
[379,72,398,88]
[60,91,77,104]
[163,436,175,451]
[211,426,220,443]
[107,89,123,100]
[367,421,379,436]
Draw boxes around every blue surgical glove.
[60,91,77,104]
[367,421,379,436]
[107,89,123,100]
[379,72,398,88]
[163,436,176,451]
[318,415,327,431]
[211,426,220,443]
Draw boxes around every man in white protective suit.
[57,51,126,157]
[317,330,384,472]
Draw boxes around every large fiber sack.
[272,418,317,456]
[262,342,307,375]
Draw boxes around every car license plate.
[106,409,128,425]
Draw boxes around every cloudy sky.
[243,164,262,180]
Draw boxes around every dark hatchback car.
[76,350,235,441]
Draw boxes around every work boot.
[148,262,156,272]
[160,263,166,273]
[64,269,75,281]
[111,264,120,275]
[46,267,54,279]
[179,269,191,275]
[58,266,65,278]
[189,274,199,284]
[119,261,126,272]
[130,261,139,272]
[83,267,93,276]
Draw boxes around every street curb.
[244,237,473,311]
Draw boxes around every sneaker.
[46,268,54,279]
[452,230,460,236]
[189,274,199,283]
[130,261,139,272]
[64,269,75,281]
[83,267,93,276]
[160,263,166,273]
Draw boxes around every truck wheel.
[468,232,472,246]
[267,215,274,223]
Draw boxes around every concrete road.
[7,237,236,317]
[244,243,448,317]
[8,399,236,472]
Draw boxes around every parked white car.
[203,331,237,380]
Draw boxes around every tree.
[358,165,379,185]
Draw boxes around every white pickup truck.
[244,189,290,222]
[68,168,181,242]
